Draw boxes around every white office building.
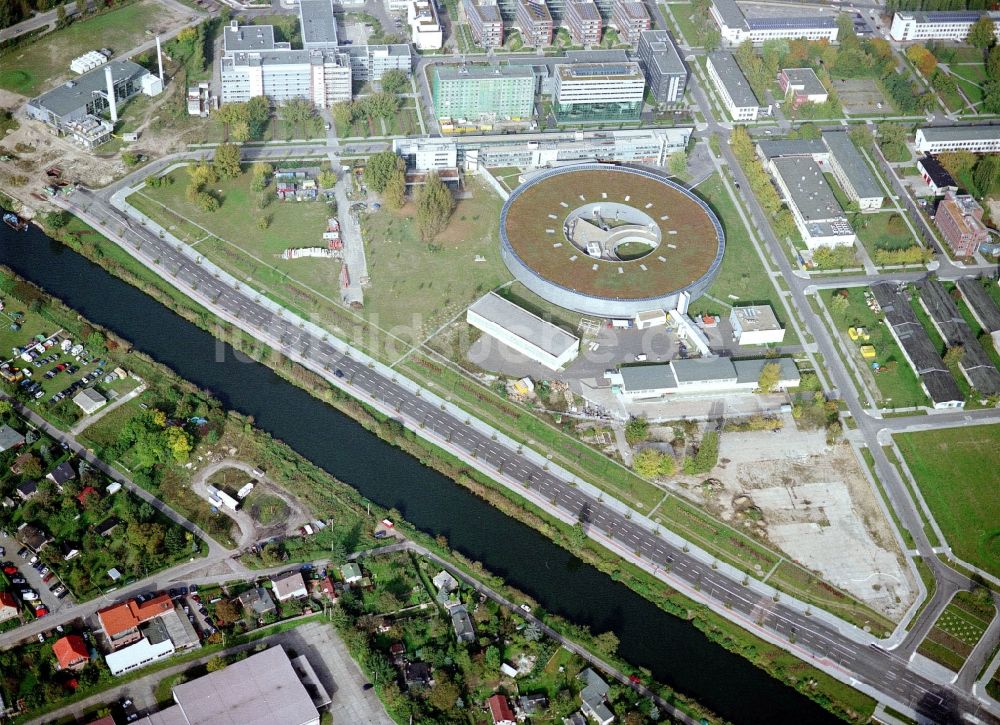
[408,0,444,49]
[467,292,580,370]
[710,0,838,46]
[393,127,692,170]
[706,51,760,121]
[889,10,1000,42]
[554,61,645,104]
[914,125,1000,154]
[769,155,856,248]
[729,305,785,345]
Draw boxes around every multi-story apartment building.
[553,61,644,123]
[889,10,1000,41]
[465,0,505,47]
[636,30,686,105]
[935,191,990,257]
[706,51,759,121]
[710,0,838,46]
[408,0,443,49]
[344,44,413,83]
[914,125,1000,154]
[431,65,535,121]
[564,0,603,45]
[610,0,650,44]
[516,0,554,46]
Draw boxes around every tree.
[683,430,719,475]
[483,645,501,676]
[332,101,354,128]
[0,400,12,417]
[383,169,405,209]
[122,151,140,167]
[757,362,781,393]
[213,143,242,178]
[188,162,218,188]
[166,426,193,463]
[246,96,271,139]
[427,672,460,711]
[988,45,1000,80]
[966,16,996,49]
[905,44,937,76]
[667,151,687,177]
[943,345,965,367]
[415,172,455,241]
[279,98,315,137]
[624,416,649,444]
[206,656,227,672]
[594,630,619,657]
[214,599,240,624]
[973,154,1000,194]
[633,448,663,478]
[55,3,67,28]
[830,292,850,314]
[939,150,977,177]
[363,151,404,193]
[836,12,858,47]
[380,69,408,95]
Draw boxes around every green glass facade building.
[431,65,535,121]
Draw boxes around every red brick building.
[934,190,990,257]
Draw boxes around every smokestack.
[156,35,164,84]
[104,66,118,123]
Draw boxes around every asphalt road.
[54,185,1000,724]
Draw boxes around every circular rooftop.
[500,164,725,317]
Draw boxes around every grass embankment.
[39,213,880,723]
[895,425,1000,578]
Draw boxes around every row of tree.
[729,126,798,241]
[363,151,457,240]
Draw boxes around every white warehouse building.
[889,10,1000,42]
[467,292,580,370]
[710,0,838,46]
[608,357,800,402]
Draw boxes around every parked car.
[16,547,28,559]
[37,633,45,643]
[11,577,25,586]
[35,606,48,617]
[21,589,38,601]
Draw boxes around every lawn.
[129,167,369,354]
[687,175,794,346]
[917,590,995,672]
[851,210,922,260]
[895,424,1000,577]
[822,289,929,408]
[360,175,511,341]
[0,1,179,96]
[243,490,289,526]
[667,2,706,46]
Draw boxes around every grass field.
[895,425,1000,577]
[0,1,178,96]
[917,590,995,672]
[686,175,790,333]
[852,212,919,253]
[822,289,928,408]
[360,176,510,341]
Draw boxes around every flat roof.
[782,67,825,96]
[299,0,338,47]
[904,10,1000,22]
[468,292,579,357]
[771,156,844,222]
[712,0,747,29]
[733,357,798,385]
[671,357,736,383]
[956,278,1000,334]
[617,1,649,21]
[567,0,601,20]
[519,0,552,22]
[564,49,630,64]
[821,131,883,201]
[756,138,826,159]
[556,62,643,81]
[917,125,1000,143]
[223,23,275,53]
[707,52,758,109]
[172,647,319,725]
[29,59,147,118]
[620,364,675,391]
[639,30,685,76]
[917,155,957,188]
[467,0,503,22]
[434,64,535,81]
[732,305,781,332]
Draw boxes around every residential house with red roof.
[97,594,174,649]
[488,693,516,725]
[53,635,90,671]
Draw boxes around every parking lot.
[1,533,73,625]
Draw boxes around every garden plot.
[704,427,915,618]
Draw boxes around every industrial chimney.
[155,35,164,84]
[104,65,118,123]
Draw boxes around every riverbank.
[0,248,724,723]
[1,204,859,722]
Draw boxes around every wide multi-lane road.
[56,186,998,724]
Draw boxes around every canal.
[0,223,840,724]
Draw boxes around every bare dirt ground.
[668,421,916,619]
